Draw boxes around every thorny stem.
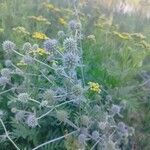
[73,1,85,87]
[0,88,15,95]
[90,138,101,150]
[12,49,55,70]
[32,130,78,150]
[37,100,74,120]
[0,118,20,150]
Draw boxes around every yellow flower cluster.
[43,2,61,12]
[58,18,67,26]
[12,26,30,35]
[131,33,146,40]
[88,82,101,93]
[32,32,48,40]
[28,16,51,25]
[43,2,55,10]
[36,48,48,56]
[87,35,96,42]
[29,48,49,56]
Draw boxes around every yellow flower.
[87,35,96,42]
[37,48,48,56]
[32,32,48,40]
[53,7,61,12]
[88,82,101,93]
[58,18,67,26]
[43,2,55,10]
[12,26,30,35]
[131,33,146,40]
[28,16,51,25]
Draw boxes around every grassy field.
[0,0,150,149]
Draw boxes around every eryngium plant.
[0,18,134,150]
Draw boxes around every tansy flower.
[87,35,96,42]
[58,18,67,26]
[88,82,101,93]
[43,2,55,10]
[28,16,51,25]
[32,32,48,40]
[37,48,48,56]
[12,26,30,35]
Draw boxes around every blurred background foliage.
[0,0,150,149]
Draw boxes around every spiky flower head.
[26,114,38,128]
[57,31,65,38]
[68,20,81,31]
[56,110,68,122]
[1,68,11,78]
[72,84,83,96]
[78,134,87,145]
[98,122,107,130]
[5,60,12,67]
[110,104,121,116]
[80,115,90,127]
[0,76,9,86]
[22,42,32,53]
[15,111,26,122]
[63,37,77,53]
[63,52,79,70]
[17,93,30,103]
[23,55,33,64]
[43,89,56,105]
[44,39,58,52]
[2,40,16,52]
[92,130,100,140]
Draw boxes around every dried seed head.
[81,115,90,127]
[72,84,83,96]
[43,89,56,105]
[17,93,30,103]
[92,130,100,140]
[56,110,68,122]
[0,76,9,86]
[1,68,11,78]
[5,60,12,67]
